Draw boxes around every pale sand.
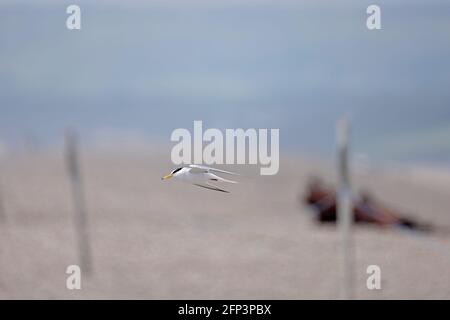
[0,150,449,299]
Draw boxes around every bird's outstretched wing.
[209,173,237,184]
[193,183,230,193]
[188,164,239,175]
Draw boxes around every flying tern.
[161,164,239,193]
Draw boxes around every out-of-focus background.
[0,0,450,299]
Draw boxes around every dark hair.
[171,167,183,174]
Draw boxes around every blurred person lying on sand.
[303,177,433,233]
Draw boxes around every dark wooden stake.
[65,130,92,275]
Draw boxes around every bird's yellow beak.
[161,173,174,180]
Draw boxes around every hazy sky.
[1,0,450,163]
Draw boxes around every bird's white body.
[162,165,238,193]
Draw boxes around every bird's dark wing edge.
[193,183,230,193]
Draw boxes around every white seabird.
[161,164,239,193]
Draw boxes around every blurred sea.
[1,0,450,165]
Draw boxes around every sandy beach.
[0,149,449,299]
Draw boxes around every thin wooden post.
[0,177,5,224]
[0,152,6,224]
[65,130,92,275]
[337,117,354,299]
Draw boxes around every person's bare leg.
[353,203,401,225]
